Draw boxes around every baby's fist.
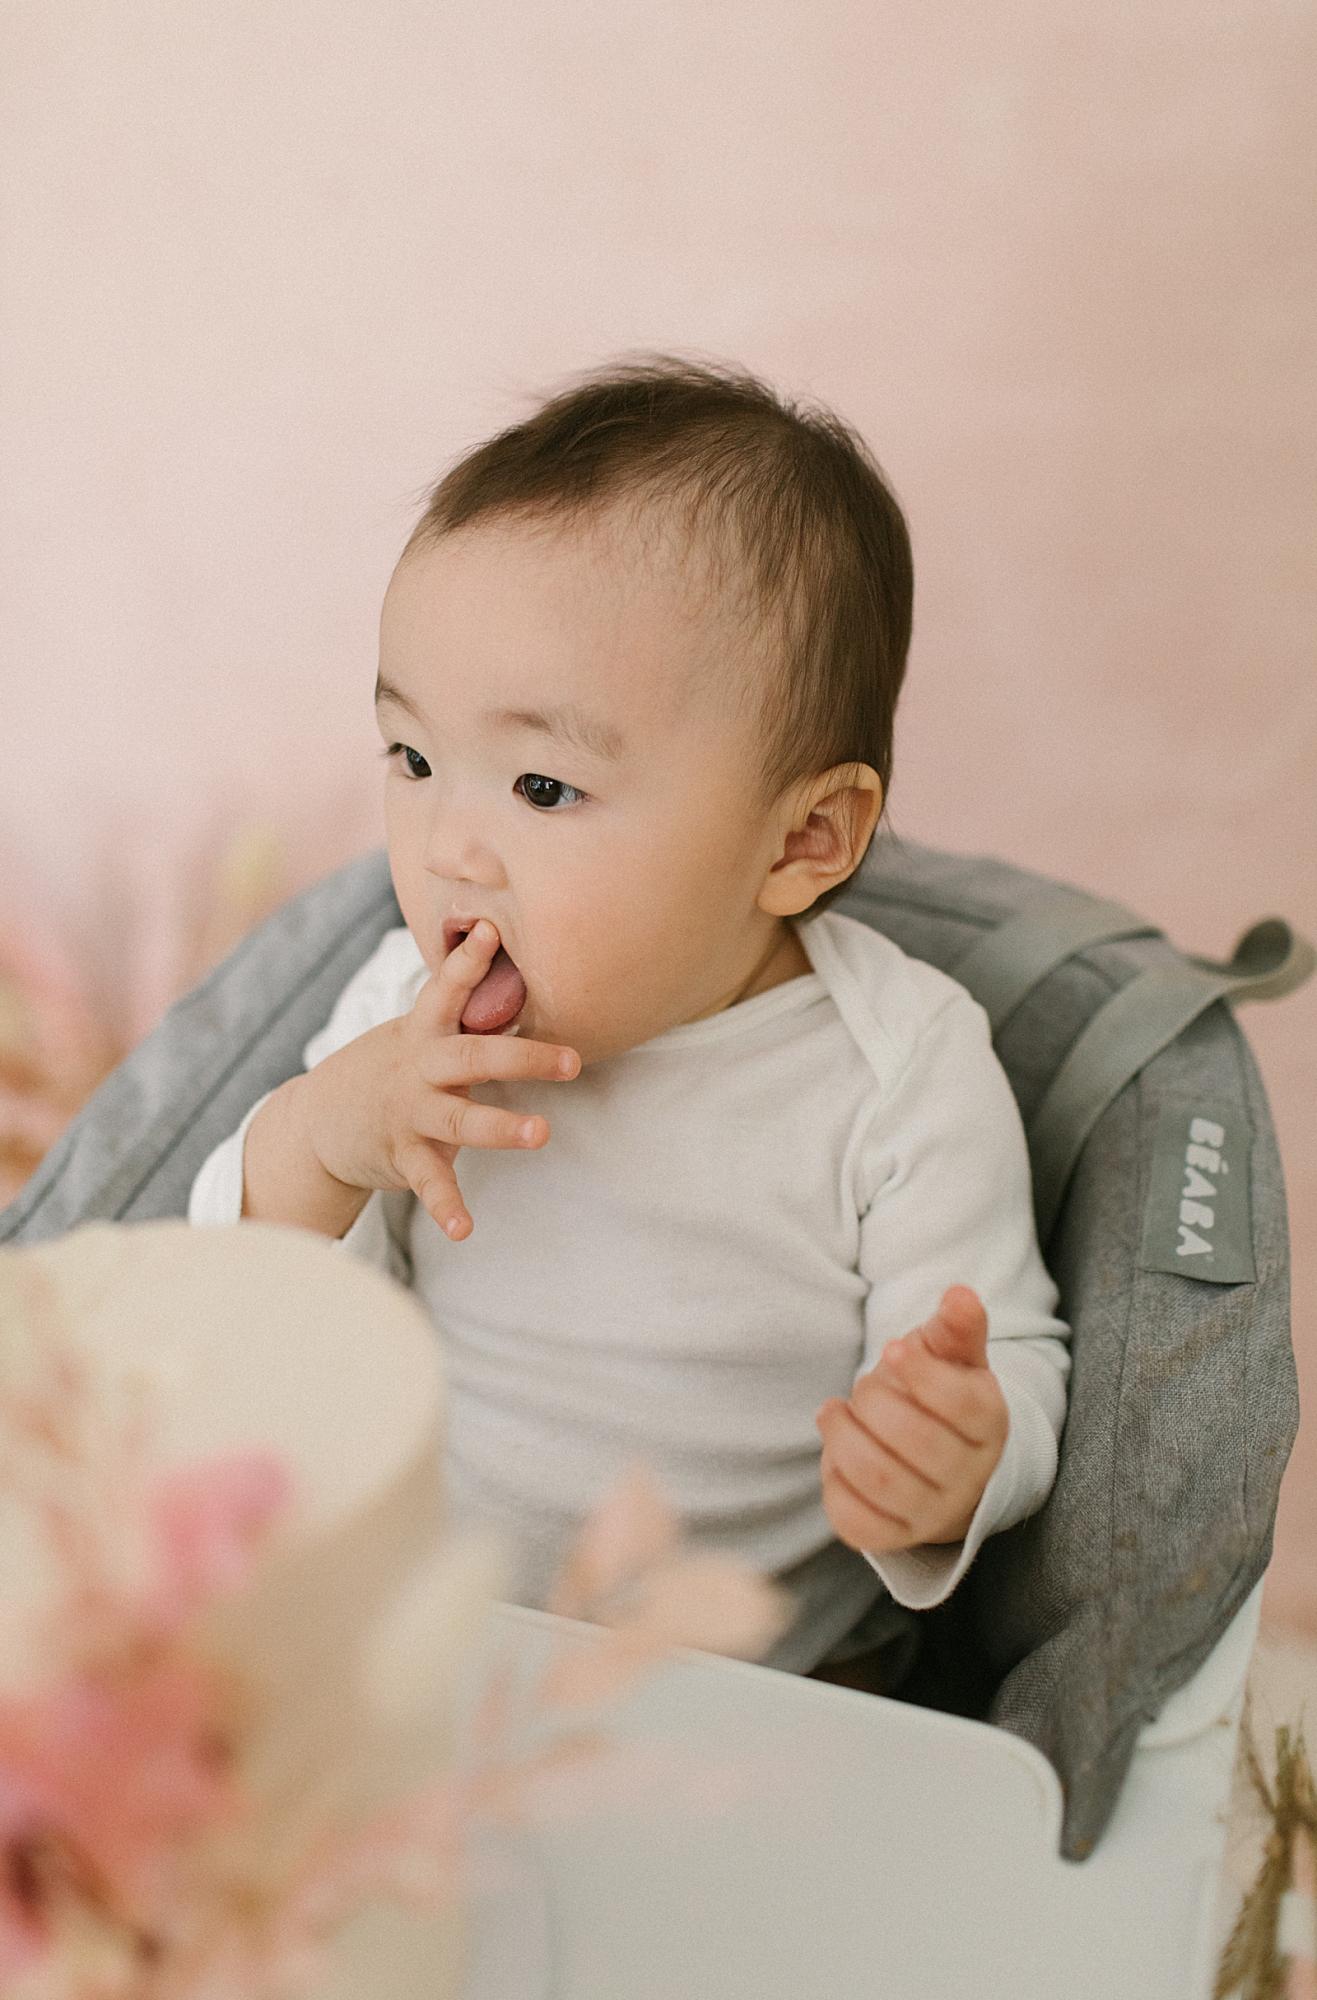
[815,1286,1008,1554]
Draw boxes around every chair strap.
[952,895,1158,1032]
[1028,918,1316,1244]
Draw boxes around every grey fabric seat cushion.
[0,838,1297,1858]
[837,844,1295,1858]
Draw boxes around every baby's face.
[376,513,795,1065]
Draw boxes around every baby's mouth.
[450,926,528,1035]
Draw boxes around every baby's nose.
[421,807,507,891]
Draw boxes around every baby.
[190,361,1069,1675]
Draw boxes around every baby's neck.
[685,920,813,1026]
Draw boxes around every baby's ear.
[756,764,882,917]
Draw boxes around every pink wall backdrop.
[2,5,1314,1617]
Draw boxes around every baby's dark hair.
[406,358,913,808]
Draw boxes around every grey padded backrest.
[836,842,1301,1857]
[0,837,1303,1859]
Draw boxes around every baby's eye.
[387,743,432,780]
[515,773,584,811]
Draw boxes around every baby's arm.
[815,988,1069,1603]
[242,920,580,1240]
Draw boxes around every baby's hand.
[243,920,579,1242]
[814,1286,1008,1553]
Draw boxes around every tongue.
[460,946,528,1035]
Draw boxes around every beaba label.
[1138,1103,1255,1285]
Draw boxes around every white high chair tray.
[464,1592,1258,2000]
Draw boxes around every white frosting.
[20,1219,441,1541]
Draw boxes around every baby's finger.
[819,1454,914,1554]
[415,1093,550,1154]
[916,1285,990,1370]
[399,1141,475,1242]
[820,1397,936,1506]
[418,921,503,1037]
[874,1339,1007,1449]
[818,1403,941,1552]
[839,1376,975,1489]
[421,1032,580,1090]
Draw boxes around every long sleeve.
[187,1094,272,1225]
[848,982,1070,1610]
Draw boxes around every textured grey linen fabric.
[837,842,1296,1858]
[0,837,1298,1858]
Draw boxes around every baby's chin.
[566,1008,715,1070]
[514,940,731,1064]
[514,994,645,1069]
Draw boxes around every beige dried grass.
[0,826,286,1207]
[1216,1716,1317,1999]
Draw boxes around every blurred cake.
[0,1219,499,2000]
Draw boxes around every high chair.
[2,836,1310,1874]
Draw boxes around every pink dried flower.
[547,1466,679,1619]
[541,1467,789,1708]
[0,1656,241,1971]
[144,1457,292,1637]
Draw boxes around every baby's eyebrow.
[489,704,625,763]
[374,675,423,720]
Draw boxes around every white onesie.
[190,910,1070,1673]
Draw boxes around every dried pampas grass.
[0,825,289,1207]
[1216,1716,1317,2000]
